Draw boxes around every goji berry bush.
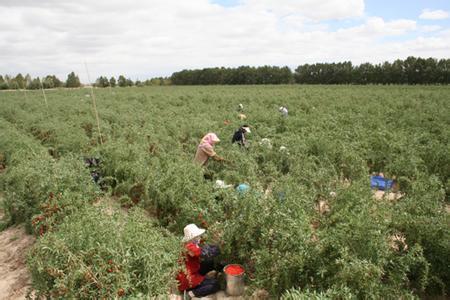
[0,85,449,298]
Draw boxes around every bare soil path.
[0,226,34,300]
[0,193,35,300]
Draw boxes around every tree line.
[171,66,293,85]
[171,57,450,85]
[93,76,171,88]
[1,57,449,90]
[0,72,81,90]
[295,57,450,84]
[0,72,170,90]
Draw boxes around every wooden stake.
[39,77,49,108]
[85,62,103,145]
[22,87,29,100]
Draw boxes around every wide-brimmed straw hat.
[182,224,206,242]
[215,180,233,189]
[211,134,220,142]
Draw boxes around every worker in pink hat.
[194,133,224,166]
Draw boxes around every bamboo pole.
[22,78,29,100]
[108,81,113,95]
[39,77,49,108]
[22,87,29,100]
[84,62,103,145]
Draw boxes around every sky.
[0,0,449,82]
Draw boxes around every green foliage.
[42,75,63,89]
[295,57,450,84]
[14,73,26,89]
[281,287,357,300]
[0,75,9,89]
[1,154,99,233]
[95,76,110,88]
[65,71,81,88]
[109,76,116,87]
[170,57,450,85]
[28,77,42,89]
[28,206,180,299]
[117,75,133,87]
[172,65,293,85]
[0,85,449,298]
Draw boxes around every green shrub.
[1,154,99,233]
[28,206,180,299]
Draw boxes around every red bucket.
[224,264,245,296]
[224,264,245,276]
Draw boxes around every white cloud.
[0,0,448,82]
[419,9,449,20]
[337,17,416,37]
[419,25,442,33]
[242,0,365,21]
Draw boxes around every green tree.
[15,73,26,89]
[29,77,41,90]
[4,75,11,85]
[43,75,63,89]
[95,76,110,88]
[8,80,19,89]
[109,76,116,87]
[65,72,81,88]
[0,75,8,90]
[437,59,450,84]
[390,59,406,84]
[118,75,127,87]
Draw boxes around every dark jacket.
[232,128,246,146]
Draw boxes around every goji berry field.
[0,85,449,298]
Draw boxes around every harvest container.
[224,264,245,296]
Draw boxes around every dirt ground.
[0,194,35,300]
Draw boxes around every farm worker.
[370,173,395,191]
[279,146,289,155]
[279,106,288,117]
[214,180,233,189]
[177,224,220,298]
[194,133,224,166]
[231,125,251,147]
[236,183,250,195]
[259,138,273,149]
[277,191,286,202]
[370,173,403,201]
[238,113,247,120]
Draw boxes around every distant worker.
[214,180,233,189]
[259,138,273,149]
[236,183,250,195]
[231,125,251,147]
[279,106,288,117]
[194,133,224,166]
[238,113,247,120]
